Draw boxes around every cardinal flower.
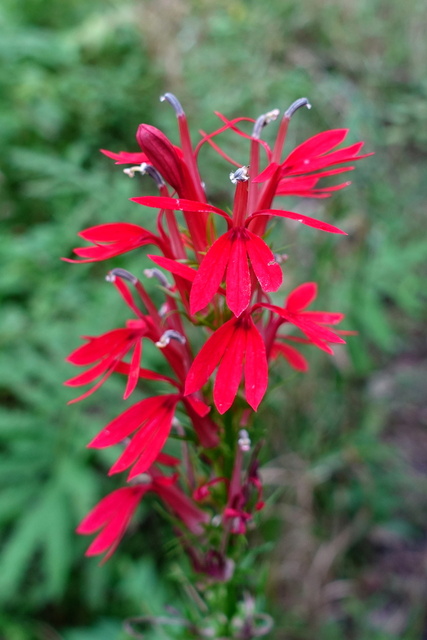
[185,312,268,414]
[77,468,208,560]
[88,394,181,479]
[253,128,372,194]
[260,282,346,352]
[65,318,157,402]
[63,223,160,264]
[133,194,345,318]
[77,485,148,560]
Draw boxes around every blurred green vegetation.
[1,0,426,638]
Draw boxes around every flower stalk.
[65,93,371,636]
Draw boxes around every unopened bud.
[230,166,250,184]
[155,330,186,348]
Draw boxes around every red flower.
[77,470,209,560]
[251,128,372,193]
[134,195,345,318]
[184,313,268,414]
[65,318,157,403]
[77,486,148,560]
[88,394,181,479]
[280,128,372,178]
[63,223,159,264]
[189,226,282,317]
[260,282,345,353]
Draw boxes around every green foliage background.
[1,0,426,638]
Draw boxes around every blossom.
[63,223,160,264]
[77,486,148,560]
[133,195,345,317]
[77,469,208,560]
[260,282,345,353]
[184,313,268,414]
[88,394,181,479]
[65,318,157,402]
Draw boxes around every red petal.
[79,223,148,242]
[252,162,280,183]
[290,316,346,345]
[123,340,142,399]
[245,231,282,292]
[185,320,235,396]
[111,417,164,476]
[132,196,231,223]
[77,486,145,532]
[272,342,309,372]
[114,362,178,386]
[214,324,246,413]
[80,486,147,559]
[225,235,251,317]
[148,254,197,282]
[300,311,345,324]
[286,283,317,312]
[111,278,145,320]
[67,329,131,365]
[244,321,268,411]
[190,233,232,314]
[65,353,120,387]
[284,129,349,167]
[118,399,178,478]
[249,209,347,235]
[89,396,165,448]
[184,395,211,417]
[285,143,372,176]
[100,149,149,165]
[153,483,209,534]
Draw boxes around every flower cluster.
[66,93,370,570]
